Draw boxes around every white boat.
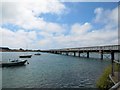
[0,59,29,67]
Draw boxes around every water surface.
[1,52,111,88]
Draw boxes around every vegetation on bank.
[96,63,119,89]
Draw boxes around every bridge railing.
[51,45,120,51]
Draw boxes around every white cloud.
[2,0,120,2]
[109,7,118,24]
[1,0,66,19]
[71,22,92,35]
[1,0,66,30]
[45,23,66,34]
[0,27,37,49]
[39,39,52,47]
[60,0,119,2]
[37,21,118,49]
[1,1,118,49]
[1,0,67,49]
[94,7,118,25]
[94,8,104,23]
[37,7,118,49]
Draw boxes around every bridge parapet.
[42,45,120,53]
[50,45,120,52]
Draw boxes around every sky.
[0,0,119,50]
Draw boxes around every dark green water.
[1,52,111,88]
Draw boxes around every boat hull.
[1,60,27,67]
[19,55,32,58]
[34,54,41,55]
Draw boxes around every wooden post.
[87,51,89,58]
[111,51,114,76]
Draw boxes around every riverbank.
[0,47,41,52]
[0,49,40,52]
[96,63,119,89]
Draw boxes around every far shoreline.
[0,50,41,52]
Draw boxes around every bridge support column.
[100,50,103,60]
[78,51,80,57]
[87,51,89,58]
[73,52,76,56]
[111,51,115,76]
[69,52,71,56]
[66,52,68,56]
[59,52,62,54]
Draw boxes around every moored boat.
[19,55,32,58]
[0,59,28,67]
[34,53,41,55]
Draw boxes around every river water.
[1,52,112,88]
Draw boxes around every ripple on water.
[2,52,110,88]
[79,84,85,87]
[78,78,94,88]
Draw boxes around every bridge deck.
[41,45,120,53]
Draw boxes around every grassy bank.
[96,63,119,89]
